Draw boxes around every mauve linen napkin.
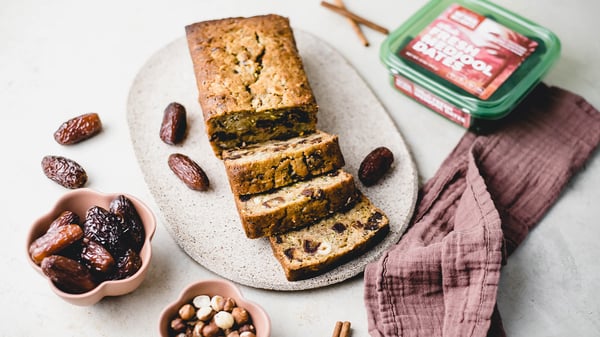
[363,84,600,337]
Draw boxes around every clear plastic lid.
[381,0,561,120]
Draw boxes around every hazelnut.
[238,324,256,334]
[179,303,196,320]
[240,332,256,337]
[223,297,236,312]
[192,321,205,337]
[214,311,235,330]
[170,318,187,333]
[231,307,250,325]
[202,320,221,337]
[227,331,241,337]
[193,295,211,308]
[210,295,225,311]
[196,306,214,321]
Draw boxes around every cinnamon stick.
[331,321,351,337]
[331,321,343,337]
[321,1,389,35]
[333,0,369,46]
[340,321,351,337]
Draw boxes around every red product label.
[399,4,537,99]
[394,74,471,128]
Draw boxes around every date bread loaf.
[235,170,359,239]
[185,14,318,157]
[223,130,345,195]
[269,193,389,281]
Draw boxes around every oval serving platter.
[126,29,418,291]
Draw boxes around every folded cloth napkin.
[364,84,600,337]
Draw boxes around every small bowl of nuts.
[159,278,270,337]
[26,188,156,306]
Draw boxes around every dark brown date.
[56,239,84,261]
[41,155,88,189]
[284,248,296,260]
[168,153,210,191]
[83,206,125,257]
[109,195,145,252]
[80,238,115,274]
[358,147,394,186]
[48,210,81,231]
[303,239,321,254]
[29,224,83,265]
[41,255,97,294]
[54,112,102,145]
[160,102,187,145]
[112,248,142,280]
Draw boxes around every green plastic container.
[381,0,561,131]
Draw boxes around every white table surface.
[2,0,598,336]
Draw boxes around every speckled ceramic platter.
[126,30,418,291]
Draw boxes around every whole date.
[41,155,88,189]
[54,112,102,145]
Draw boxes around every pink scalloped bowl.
[159,279,271,337]
[26,188,156,306]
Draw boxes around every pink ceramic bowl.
[159,279,271,337]
[26,188,156,306]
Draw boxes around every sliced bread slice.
[269,193,389,281]
[223,130,345,196]
[235,170,359,239]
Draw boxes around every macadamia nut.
[317,241,332,255]
[196,306,214,321]
[214,311,235,330]
[193,295,211,308]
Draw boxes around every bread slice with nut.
[269,193,389,281]
[222,130,345,196]
[235,170,359,239]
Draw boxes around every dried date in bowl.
[25,188,156,306]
